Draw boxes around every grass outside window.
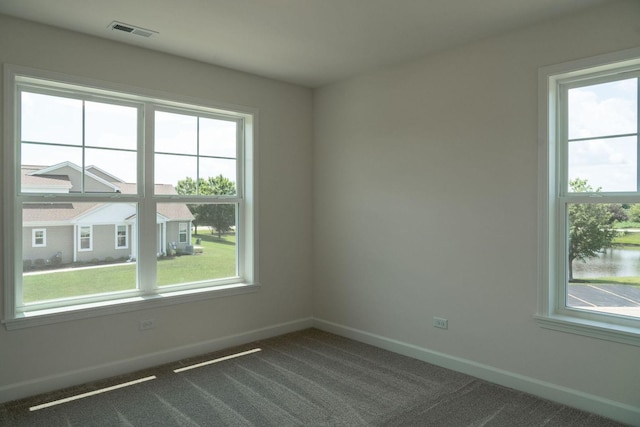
[22,233,236,304]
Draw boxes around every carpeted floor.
[0,328,627,426]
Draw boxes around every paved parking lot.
[568,284,640,316]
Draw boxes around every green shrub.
[51,253,62,266]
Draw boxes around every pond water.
[572,248,640,278]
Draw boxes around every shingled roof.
[22,165,194,223]
[21,165,73,191]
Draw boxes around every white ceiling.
[0,0,610,88]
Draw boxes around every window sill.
[3,282,261,331]
[534,314,640,347]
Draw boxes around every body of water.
[573,248,640,278]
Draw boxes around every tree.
[568,178,616,281]
[176,175,236,239]
[176,177,204,234]
[628,204,640,223]
[607,204,628,224]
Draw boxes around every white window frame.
[31,228,46,247]
[115,224,128,249]
[2,65,259,329]
[178,222,188,244]
[78,225,93,252]
[537,47,640,346]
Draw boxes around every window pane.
[199,158,237,195]
[21,145,82,193]
[155,153,197,188]
[33,229,46,247]
[567,202,640,319]
[79,226,92,250]
[199,117,237,158]
[155,111,197,155]
[155,112,238,195]
[568,78,637,140]
[21,92,82,145]
[178,222,188,243]
[568,136,636,192]
[85,101,137,150]
[21,94,139,194]
[22,202,137,304]
[158,203,237,287]
[116,225,128,248]
[85,147,137,187]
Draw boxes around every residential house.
[22,162,194,266]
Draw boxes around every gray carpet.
[0,329,627,426]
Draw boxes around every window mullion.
[235,119,243,198]
[637,77,640,192]
[557,81,569,313]
[556,197,568,314]
[559,84,569,198]
[196,117,200,193]
[12,202,24,312]
[81,100,86,193]
[138,103,157,292]
[5,83,20,317]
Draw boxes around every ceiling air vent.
[109,21,157,38]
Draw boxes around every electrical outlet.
[139,319,156,330]
[433,317,448,329]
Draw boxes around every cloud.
[568,79,636,139]
[567,78,638,191]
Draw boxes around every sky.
[568,77,638,192]
[20,92,237,189]
[20,78,638,194]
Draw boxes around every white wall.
[0,15,313,400]
[313,0,640,422]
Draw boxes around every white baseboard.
[0,317,314,404]
[313,318,640,427]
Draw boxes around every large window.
[538,48,640,345]
[3,66,257,327]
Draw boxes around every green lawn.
[22,233,236,304]
[157,234,236,287]
[613,231,640,246]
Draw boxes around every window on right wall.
[538,48,640,346]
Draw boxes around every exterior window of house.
[538,48,640,346]
[116,225,128,249]
[32,228,46,247]
[3,66,257,327]
[79,226,93,251]
[178,223,188,244]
